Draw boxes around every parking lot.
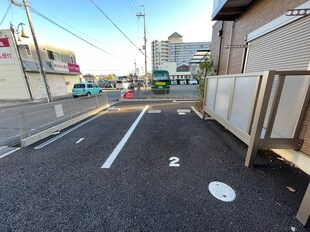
[0,101,309,231]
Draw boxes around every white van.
[116,80,131,89]
[188,79,198,85]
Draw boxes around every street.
[0,85,198,147]
[0,101,309,231]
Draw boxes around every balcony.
[212,0,254,21]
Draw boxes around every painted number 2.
[169,157,180,167]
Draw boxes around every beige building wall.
[211,0,307,75]
[64,75,80,94]
[0,30,30,100]
[27,73,48,100]
[211,0,310,155]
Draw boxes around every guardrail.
[0,93,109,147]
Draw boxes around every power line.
[28,6,116,58]
[130,0,140,13]
[126,0,138,17]
[89,0,145,56]
[0,2,12,27]
[27,1,115,51]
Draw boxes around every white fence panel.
[214,78,233,119]
[272,75,310,138]
[230,76,258,133]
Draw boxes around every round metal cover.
[208,181,236,202]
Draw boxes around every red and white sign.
[0,38,14,64]
[68,63,80,73]
[51,60,80,73]
[121,90,133,99]
[51,60,69,72]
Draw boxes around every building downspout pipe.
[225,21,234,75]
[217,21,224,75]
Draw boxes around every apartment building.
[151,40,169,71]
[0,28,81,100]
[151,32,211,79]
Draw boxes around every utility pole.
[134,59,137,79]
[136,5,148,87]
[22,0,53,102]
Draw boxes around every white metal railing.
[203,70,310,166]
[203,69,310,226]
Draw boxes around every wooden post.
[297,183,310,226]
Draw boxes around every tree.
[197,58,216,101]
[195,58,216,113]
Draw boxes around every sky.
[0,0,215,76]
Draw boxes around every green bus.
[151,70,171,93]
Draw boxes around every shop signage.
[51,60,68,72]
[68,63,80,73]
[51,60,80,73]
[0,38,14,64]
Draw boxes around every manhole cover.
[208,181,236,202]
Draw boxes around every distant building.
[151,40,169,71]
[151,32,211,79]
[0,28,82,100]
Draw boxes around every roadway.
[0,101,309,231]
[0,85,198,146]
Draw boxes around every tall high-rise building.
[151,32,211,75]
[151,40,169,71]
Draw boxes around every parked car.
[179,80,187,85]
[188,79,198,85]
[106,81,116,88]
[72,82,102,98]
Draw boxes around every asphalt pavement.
[0,101,309,231]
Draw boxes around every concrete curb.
[120,98,198,102]
[20,103,110,147]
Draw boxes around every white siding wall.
[28,73,48,99]
[0,30,29,100]
[49,74,68,97]
[64,75,80,93]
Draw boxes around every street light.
[16,23,29,41]
[10,23,33,101]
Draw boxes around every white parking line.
[0,147,21,159]
[34,111,109,150]
[177,109,191,113]
[148,110,161,113]
[76,138,84,144]
[108,107,120,111]
[101,105,149,169]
